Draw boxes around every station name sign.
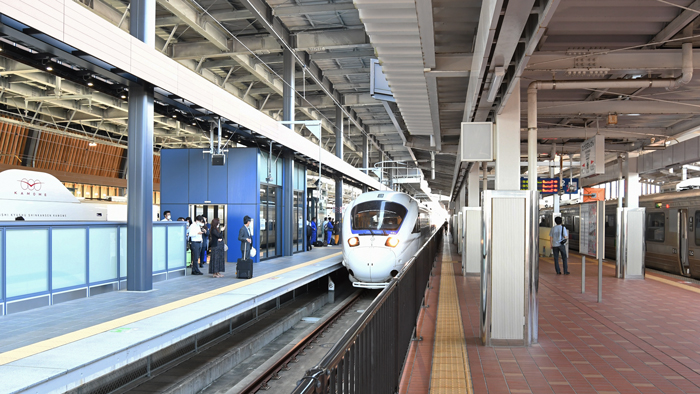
[580,135,605,178]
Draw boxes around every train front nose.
[349,246,396,282]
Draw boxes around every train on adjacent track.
[539,189,700,279]
[341,191,437,289]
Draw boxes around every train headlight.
[385,237,400,248]
[348,237,360,247]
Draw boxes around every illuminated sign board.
[520,177,579,194]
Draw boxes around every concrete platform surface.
[401,236,700,394]
[0,246,343,394]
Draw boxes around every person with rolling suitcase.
[237,215,254,279]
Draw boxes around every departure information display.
[520,177,579,194]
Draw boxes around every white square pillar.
[468,163,480,207]
[495,80,521,190]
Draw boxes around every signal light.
[348,237,359,247]
[385,237,399,248]
[666,204,670,209]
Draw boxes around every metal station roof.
[3,0,700,198]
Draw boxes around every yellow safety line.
[429,262,473,394]
[0,252,342,365]
[542,255,700,294]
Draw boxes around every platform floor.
[0,245,342,393]
[400,236,700,394]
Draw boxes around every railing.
[292,225,445,394]
[0,221,187,315]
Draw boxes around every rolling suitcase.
[237,247,253,279]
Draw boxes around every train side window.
[645,212,665,242]
[605,214,617,238]
[695,212,700,246]
[413,217,421,234]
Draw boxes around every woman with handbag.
[209,218,226,278]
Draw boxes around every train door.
[678,209,690,276]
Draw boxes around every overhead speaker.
[211,154,225,166]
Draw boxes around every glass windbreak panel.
[152,226,166,272]
[696,211,700,246]
[269,186,278,256]
[294,192,301,252]
[168,225,186,269]
[119,226,126,278]
[52,228,87,289]
[645,212,665,242]
[351,201,408,235]
[89,227,118,283]
[260,186,268,259]
[7,228,49,298]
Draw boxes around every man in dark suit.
[239,215,253,258]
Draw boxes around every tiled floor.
[401,236,700,393]
[0,246,342,354]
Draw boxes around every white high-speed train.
[341,191,433,289]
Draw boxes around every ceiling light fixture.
[88,141,97,147]
[87,81,94,87]
[486,67,505,103]
[46,66,53,71]
[121,94,127,99]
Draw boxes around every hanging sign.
[519,177,579,194]
[580,135,605,178]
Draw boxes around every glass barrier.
[0,222,186,314]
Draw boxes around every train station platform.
[0,246,343,394]
[400,236,700,394]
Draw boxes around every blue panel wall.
[188,150,208,203]
[226,148,260,263]
[160,150,189,204]
[227,148,259,205]
[207,160,228,203]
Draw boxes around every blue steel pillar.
[283,153,294,256]
[335,106,344,222]
[282,48,295,255]
[126,0,155,291]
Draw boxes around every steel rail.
[237,290,364,394]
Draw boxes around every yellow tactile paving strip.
[429,261,473,394]
[0,252,342,365]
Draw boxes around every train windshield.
[351,201,408,234]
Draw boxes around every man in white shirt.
[188,216,204,275]
[549,216,569,275]
[161,211,172,221]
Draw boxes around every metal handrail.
[291,225,445,394]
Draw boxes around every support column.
[467,163,480,207]
[335,106,344,222]
[283,48,295,124]
[495,80,521,190]
[362,133,369,193]
[527,83,538,191]
[126,0,155,291]
[625,154,640,208]
[282,154,294,256]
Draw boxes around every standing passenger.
[322,217,329,243]
[200,216,209,268]
[161,211,172,221]
[209,218,226,278]
[549,216,570,275]
[310,217,318,247]
[188,216,204,275]
[326,219,334,245]
[239,215,253,258]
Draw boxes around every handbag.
[250,247,257,257]
[224,244,228,251]
[559,226,568,245]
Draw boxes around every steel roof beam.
[308,48,376,60]
[156,10,254,27]
[649,0,700,46]
[531,100,700,116]
[272,2,357,17]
